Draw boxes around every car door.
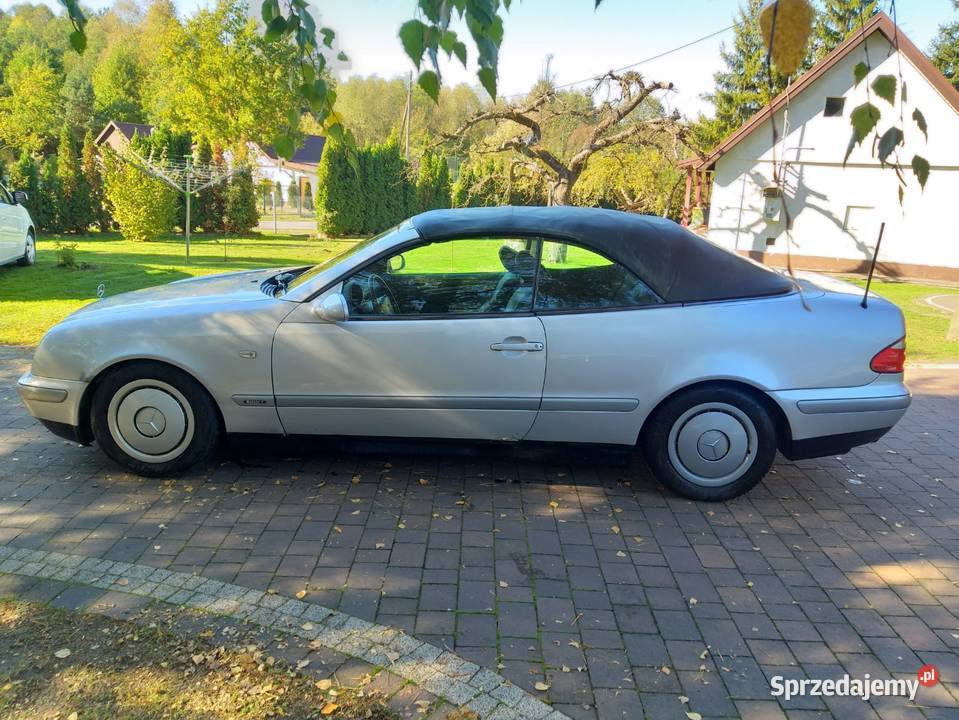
[526,238,668,445]
[272,235,547,440]
[0,185,20,264]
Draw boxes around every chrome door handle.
[490,341,544,352]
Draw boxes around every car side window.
[535,240,661,311]
[344,236,540,317]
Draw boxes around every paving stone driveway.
[1,346,957,719]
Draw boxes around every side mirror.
[12,190,27,204]
[387,254,406,272]
[310,292,349,323]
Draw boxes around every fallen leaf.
[316,679,333,690]
[534,681,550,691]
[678,695,689,704]
[375,543,385,549]
[68,713,78,720]
[687,713,703,720]
[297,659,310,669]
[688,597,698,606]
[660,665,671,675]
[333,526,342,533]
[296,590,307,599]
[498,581,509,588]
[418,478,429,486]
[54,649,71,659]
[301,622,315,631]
[191,654,205,665]
[616,551,626,558]
[321,701,339,715]
[351,475,361,484]
[548,501,559,508]
[610,526,621,534]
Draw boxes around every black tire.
[90,362,221,477]
[16,231,35,267]
[642,385,777,502]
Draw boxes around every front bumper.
[769,375,910,458]
[17,371,88,430]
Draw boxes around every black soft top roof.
[411,206,793,304]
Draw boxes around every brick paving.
[1,346,958,719]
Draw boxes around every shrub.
[36,158,62,234]
[315,137,413,237]
[223,170,259,234]
[415,151,451,214]
[8,152,39,220]
[102,151,178,242]
[55,241,79,268]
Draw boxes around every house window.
[824,97,846,117]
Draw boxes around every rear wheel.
[91,363,221,476]
[643,385,777,501]
[16,231,35,266]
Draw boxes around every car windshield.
[283,227,398,293]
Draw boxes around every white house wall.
[707,32,959,272]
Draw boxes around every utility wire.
[498,22,739,100]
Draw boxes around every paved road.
[1,346,957,719]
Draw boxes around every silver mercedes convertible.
[18,207,910,500]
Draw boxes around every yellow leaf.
[548,501,559,508]
[351,475,361,484]
[687,713,703,720]
[296,590,307,599]
[321,701,339,715]
[316,679,332,690]
[611,526,621,534]
[534,681,550,691]
[418,478,430,486]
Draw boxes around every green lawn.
[848,278,959,363]
[0,233,360,346]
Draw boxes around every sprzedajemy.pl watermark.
[770,665,940,702]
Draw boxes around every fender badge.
[239,351,257,359]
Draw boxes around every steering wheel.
[344,271,398,315]
[366,272,398,314]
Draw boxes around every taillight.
[870,337,906,373]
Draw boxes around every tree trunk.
[545,177,572,263]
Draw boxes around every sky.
[5,0,955,117]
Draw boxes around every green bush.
[223,170,259,234]
[36,157,62,234]
[56,127,93,234]
[8,152,39,221]
[451,155,546,208]
[415,151,451,214]
[315,137,413,237]
[103,151,178,242]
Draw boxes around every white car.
[0,185,35,267]
[17,207,911,500]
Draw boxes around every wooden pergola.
[676,156,713,228]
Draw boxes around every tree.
[316,137,413,236]
[56,126,92,233]
[0,44,63,155]
[102,150,177,241]
[931,1,959,90]
[8,152,40,221]
[154,0,300,150]
[92,38,146,122]
[81,130,109,231]
[60,64,97,139]
[288,179,299,211]
[36,158,62,234]
[813,0,878,60]
[695,0,794,150]
[441,71,683,207]
[224,170,259,234]
[573,147,683,218]
[415,151,451,213]
[452,154,546,208]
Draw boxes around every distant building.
[94,121,325,208]
[681,12,959,282]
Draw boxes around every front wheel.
[643,386,778,501]
[91,363,221,476]
[16,232,35,266]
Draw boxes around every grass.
[0,596,398,720]
[847,278,959,363]
[0,233,360,346]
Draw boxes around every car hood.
[65,268,291,320]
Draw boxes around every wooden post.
[681,168,693,226]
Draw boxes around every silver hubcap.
[667,402,758,487]
[26,236,35,262]
[107,380,194,464]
